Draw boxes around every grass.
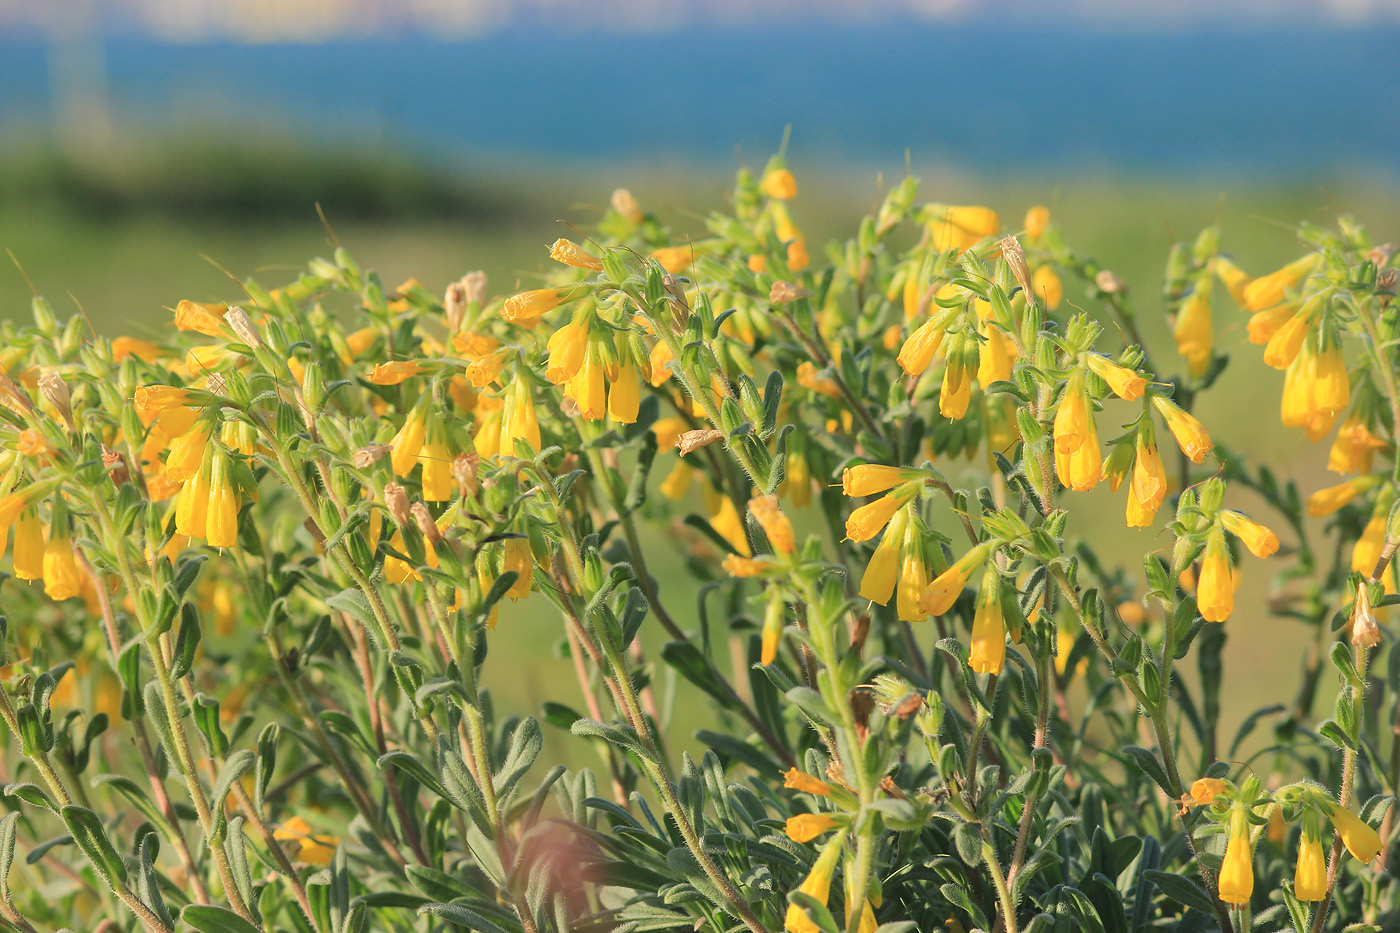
[3,139,1397,768]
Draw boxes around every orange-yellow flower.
[1189,778,1228,805]
[1242,253,1320,311]
[968,569,1006,675]
[921,542,991,616]
[858,510,906,606]
[762,168,798,200]
[173,299,227,337]
[1306,475,1379,517]
[845,487,915,543]
[111,336,163,363]
[783,768,833,796]
[1327,803,1382,863]
[1024,205,1049,240]
[134,385,192,413]
[1173,285,1214,378]
[1212,255,1252,307]
[785,839,841,933]
[1246,301,1298,345]
[1197,527,1234,623]
[896,317,945,376]
[1151,395,1213,463]
[928,205,999,252]
[785,814,838,843]
[42,522,81,601]
[722,554,770,578]
[502,288,562,323]
[273,816,339,867]
[12,507,43,580]
[549,238,603,271]
[1217,814,1254,905]
[1033,264,1062,309]
[749,495,795,555]
[1294,831,1326,901]
[651,246,694,274]
[369,360,423,386]
[1219,511,1280,559]
[1085,354,1147,401]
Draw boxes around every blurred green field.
[3,141,1397,771]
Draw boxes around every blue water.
[2,20,1398,176]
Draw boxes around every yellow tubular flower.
[1055,399,1101,492]
[1053,371,1090,455]
[1242,253,1320,311]
[939,345,975,420]
[500,379,542,455]
[176,448,213,541]
[749,495,796,555]
[1280,343,1315,429]
[419,420,454,502]
[1353,515,1386,577]
[762,168,798,200]
[546,319,589,385]
[1263,311,1310,370]
[13,508,43,580]
[1306,475,1378,517]
[968,569,1007,675]
[503,288,563,323]
[896,317,945,376]
[273,816,339,867]
[205,446,239,549]
[391,402,429,476]
[173,299,227,337]
[466,351,508,388]
[858,511,906,606]
[369,361,423,386]
[705,488,751,557]
[1313,337,1349,414]
[1128,433,1166,528]
[785,814,838,844]
[1085,354,1147,401]
[1328,417,1386,475]
[659,460,693,501]
[1024,205,1049,240]
[842,464,913,498]
[760,596,785,664]
[565,348,608,421]
[921,542,992,616]
[1189,778,1227,805]
[1173,285,1214,378]
[42,522,81,601]
[896,544,929,623]
[1217,813,1254,906]
[1247,301,1298,345]
[1197,527,1234,623]
[503,536,533,599]
[722,554,768,578]
[785,838,843,933]
[1294,831,1327,901]
[845,487,915,543]
[1327,803,1382,863]
[1151,395,1214,463]
[134,385,193,412]
[1212,255,1252,306]
[1219,511,1280,559]
[549,238,603,271]
[165,425,211,483]
[977,318,1013,386]
[783,768,832,796]
[929,205,999,252]
[111,336,163,362]
[1033,265,1062,309]
[651,246,694,274]
[787,237,810,272]
[609,359,641,424]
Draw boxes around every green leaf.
[1142,869,1216,914]
[0,811,18,899]
[1121,745,1174,796]
[417,902,512,933]
[61,805,128,887]
[181,904,264,933]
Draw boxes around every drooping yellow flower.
[165,424,211,483]
[1352,511,1388,579]
[896,317,946,376]
[565,346,608,422]
[1313,336,1349,415]
[1219,511,1280,559]
[1263,309,1310,370]
[939,334,977,420]
[1294,830,1327,902]
[205,446,239,549]
[921,542,991,616]
[842,465,913,498]
[762,168,798,200]
[1189,778,1227,805]
[176,447,213,541]
[1173,283,1214,378]
[1084,354,1147,401]
[549,238,603,271]
[1327,803,1382,864]
[502,288,562,323]
[785,814,838,844]
[1212,255,1252,307]
[273,816,339,867]
[858,509,906,606]
[500,378,542,456]
[42,521,81,601]
[1127,431,1166,528]
[749,495,795,555]
[369,360,423,386]
[1151,395,1214,463]
[844,487,915,543]
[651,246,694,274]
[1055,393,1101,491]
[659,460,693,501]
[783,768,833,796]
[1280,341,1316,429]
[928,205,999,253]
[1197,526,1234,623]
[609,358,642,424]
[173,299,227,337]
[1032,264,1062,309]
[796,361,841,399]
[111,336,163,363]
[1247,301,1299,345]
[1053,371,1091,455]
[134,385,193,412]
[12,507,43,580]
[1241,253,1320,312]
[419,418,454,502]
[722,554,770,578]
[896,544,929,624]
[390,399,429,477]
[704,484,751,557]
[1024,205,1049,240]
[784,838,842,933]
[968,569,1007,675]
[1217,813,1254,906]
[1306,475,1379,517]
[503,535,533,600]
[1328,417,1387,475]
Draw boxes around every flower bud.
[37,370,73,430]
[225,306,262,347]
[1351,583,1380,648]
[410,502,443,546]
[352,444,391,469]
[678,428,724,456]
[999,235,1032,299]
[452,451,479,497]
[384,482,411,527]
